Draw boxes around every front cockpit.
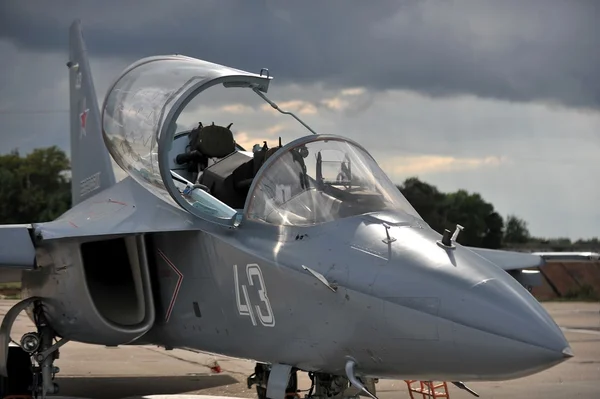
[101,54,422,228]
[245,136,422,226]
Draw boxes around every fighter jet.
[0,20,597,399]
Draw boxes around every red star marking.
[80,108,89,129]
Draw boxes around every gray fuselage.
[21,207,570,382]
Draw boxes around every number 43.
[233,264,275,327]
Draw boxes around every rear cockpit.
[168,122,283,211]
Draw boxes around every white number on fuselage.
[233,264,275,327]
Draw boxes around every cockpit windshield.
[245,137,422,226]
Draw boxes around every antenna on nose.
[382,223,396,244]
[438,224,464,249]
[345,359,379,399]
[452,381,480,397]
[451,224,464,242]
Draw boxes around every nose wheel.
[0,345,33,398]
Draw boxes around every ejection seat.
[175,122,237,180]
[232,142,281,192]
[174,122,283,209]
[206,140,282,209]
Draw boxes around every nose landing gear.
[247,362,378,399]
[247,363,300,399]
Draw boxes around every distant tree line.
[0,147,71,224]
[397,177,599,250]
[397,177,531,249]
[0,147,596,251]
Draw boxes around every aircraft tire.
[255,371,297,399]
[256,386,267,399]
[0,346,33,397]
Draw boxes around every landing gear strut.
[26,303,69,398]
[0,299,68,399]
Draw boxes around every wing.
[0,225,35,269]
[467,247,600,290]
[531,251,600,263]
[0,224,36,284]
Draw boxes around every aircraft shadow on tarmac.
[55,374,239,399]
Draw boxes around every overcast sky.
[0,0,598,239]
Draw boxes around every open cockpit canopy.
[101,55,421,228]
[101,55,274,226]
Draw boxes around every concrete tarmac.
[2,300,599,399]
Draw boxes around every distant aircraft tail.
[67,19,116,206]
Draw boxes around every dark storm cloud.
[0,0,598,109]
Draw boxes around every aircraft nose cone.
[447,248,572,378]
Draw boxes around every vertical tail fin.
[67,19,116,206]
